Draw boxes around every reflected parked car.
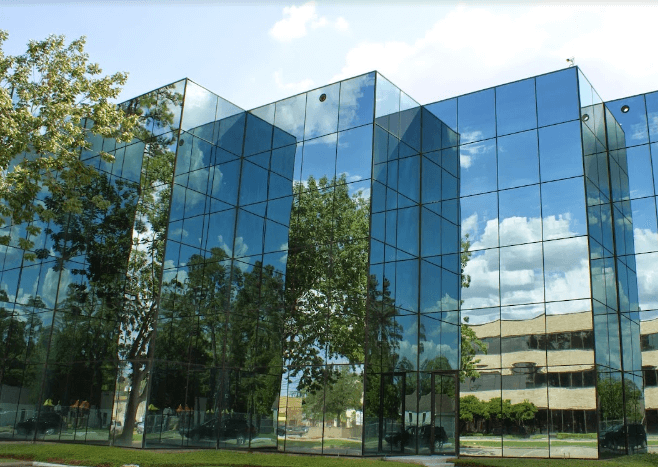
[15,413,62,435]
[110,420,122,434]
[384,425,448,451]
[179,418,256,444]
[599,423,647,451]
[276,425,309,436]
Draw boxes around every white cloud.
[462,213,478,237]
[462,214,591,318]
[632,228,658,312]
[335,17,349,31]
[270,2,317,42]
[273,70,314,94]
[269,2,349,42]
[331,5,658,106]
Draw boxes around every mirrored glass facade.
[0,67,652,459]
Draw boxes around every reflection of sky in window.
[397,314,418,369]
[626,145,654,199]
[496,78,536,136]
[460,140,496,196]
[375,74,400,119]
[305,83,339,140]
[182,81,220,131]
[536,68,578,128]
[461,192,498,250]
[500,242,544,306]
[503,190,546,248]
[336,125,372,183]
[497,130,539,189]
[541,177,587,239]
[424,98,457,135]
[631,197,658,254]
[458,88,495,144]
[606,95,649,146]
[301,133,337,181]
[274,93,306,141]
[338,73,375,132]
[538,120,583,182]
[543,237,591,302]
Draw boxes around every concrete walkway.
[384,455,455,467]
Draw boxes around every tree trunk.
[114,362,144,446]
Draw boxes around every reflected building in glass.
[0,67,653,459]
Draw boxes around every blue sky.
[2,1,658,110]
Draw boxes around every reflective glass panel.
[305,84,340,141]
[500,243,544,306]
[544,237,590,302]
[536,68,579,127]
[458,89,495,143]
[538,120,583,182]
[626,145,654,199]
[301,133,337,182]
[541,177,587,239]
[460,140,497,196]
[498,185,541,246]
[497,130,539,189]
[460,192,498,251]
[495,78,537,136]
[336,125,373,183]
[338,72,375,131]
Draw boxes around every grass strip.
[453,453,658,467]
[0,443,411,467]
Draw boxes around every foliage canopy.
[0,31,137,256]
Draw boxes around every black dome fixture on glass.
[319,93,327,102]
[621,104,630,113]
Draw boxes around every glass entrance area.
[420,372,458,455]
[365,371,458,455]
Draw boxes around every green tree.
[460,234,487,382]
[302,366,362,427]
[598,374,643,424]
[460,317,486,382]
[487,397,513,422]
[285,174,369,392]
[0,31,137,255]
[510,399,538,430]
[459,395,489,433]
[23,79,184,444]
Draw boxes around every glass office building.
[0,67,654,459]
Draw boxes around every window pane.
[500,243,544,306]
[605,95,649,147]
[301,133,337,182]
[338,72,375,131]
[306,83,340,140]
[461,192,498,251]
[497,130,539,189]
[499,185,541,246]
[536,68,579,127]
[543,237,590,302]
[541,177,587,239]
[336,125,373,183]
[626,145,654,199]
[538,120,583,182]
[496,78,537,136]
[460,140,497,196]
[458,89,495,143]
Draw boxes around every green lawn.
[4,442,658,467]
[453,454,658,467]
[0,443,410,467]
